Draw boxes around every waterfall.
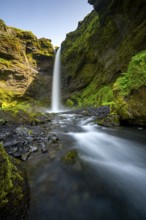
[51,47,61,112]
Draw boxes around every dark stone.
[41,145,48,153]
[3,140,19,148]
[29,145,38,153]
[52,134,59,143]
[21,152,31,161]
[48,134,59,143]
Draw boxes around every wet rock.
[26,136,34,142]
[13,151,23,159]
[41,148,48,153]
[15,127,29,135]
[49,150,56,159]
[97,114,120,127]
[6,146,18,156]
[62,106,110,118]
[30,145,38,153]
[21,152,31,161]
[72,160,82,171]
[0,119,6,125]
[0,132,10,141]
[61,150,78,164]
[31,120,38,126]
[47,135,52,142]
[41,144,48,154]
[47,134,59,143]
[0,143,29,219]
[69,194,80,206]
[3,140,19,148]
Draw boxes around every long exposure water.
[27,113,146,220]
[51,47,61,112]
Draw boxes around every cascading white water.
[68,119,146,216]
[51,47,61,112]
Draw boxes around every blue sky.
[0,0,93,46]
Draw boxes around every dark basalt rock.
[97,114,120,127]
[0,113,60,160]
[88,0,146,18]
[88,0,112,14]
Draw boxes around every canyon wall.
[61,0,146,125]
[0,19,54,107]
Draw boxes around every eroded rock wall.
[61,0,146,125]
[0,19,54,106]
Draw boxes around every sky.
[0,0,93,46]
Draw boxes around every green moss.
[0,19,6,26]
[11,27,37,41]
[27,53,37,66]
[96,85,114,106]
[65,50,146,122]
[66,83,114,108]
[113,51,146,97]
[0,33,22,59]
[0,118,5,125]
[62,0,146,113]
[62,11,99,77]
[9,27,54,58]
[0,87,20,104]
[0,58,12,68]
[0,143,24,208]
[32,51,53,58]
[112,51,146,118]
[97,113,120,127]
[66,99,74,107]
[39,38,54,55]
[0,98,50,125]
[61,150,78,164]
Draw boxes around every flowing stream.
[51,47,61,112]
[26,113,146,220]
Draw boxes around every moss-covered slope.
[61,0,146,125]
[0,143,29,219]
[0,19,54,108]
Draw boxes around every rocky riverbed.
[0,106,111,162]
[0,106,110,219]
[1,106,146,220]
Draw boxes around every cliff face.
[0,19,54,107]
[61,0,146,125]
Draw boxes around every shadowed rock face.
[61,0,146,125]
[88,0,146,19]
[88,0,112,13]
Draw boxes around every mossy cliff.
[0,144,29,219]
[0,19,54,108]
[61,0,146,125]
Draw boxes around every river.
[26,113,146,220]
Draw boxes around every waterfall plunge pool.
[26,113,146,220]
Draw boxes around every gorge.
[0,0,146,219]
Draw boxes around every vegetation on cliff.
[62,0,146,125]
[0,19,54,111]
